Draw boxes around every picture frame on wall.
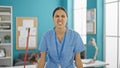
[87,8,96,34]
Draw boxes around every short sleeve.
[74,33,86,53]
[38,35,47,52]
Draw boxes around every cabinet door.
[105,2,118,68]
[105,3,118,36]
[105,37,118,68]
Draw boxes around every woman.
[38,7,85,68]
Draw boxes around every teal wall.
[96,0,104,61]
[0,0,104,64]
[87,0,104,61]
[0,0,61,60]
[86,0,97,59]
[61,0,73,29]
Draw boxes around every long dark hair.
[52,7,68,17]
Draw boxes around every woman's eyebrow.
[55,15,59,17]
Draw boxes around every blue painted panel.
[0,0,61,60]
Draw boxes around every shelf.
[0,43,11,46]
[0,25,10,27]
[0,57,11,59]
[0,12,11,15]
[0,30,11,32]
[0,21,11,23]
[0,6,12,67]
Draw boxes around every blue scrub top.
[38,28,85,68]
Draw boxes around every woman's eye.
[61,15,65,18]
[55,15,59,18]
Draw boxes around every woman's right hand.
[37,52,46,68]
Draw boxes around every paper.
[28,37,36,47]
[23,20,34,28]
[87,8,96,34]
[82,59,94,64]
[20,30,28,37]
[19,36,36,48]
[19,36,27,47]
[18,26,28,37]
[20,31,28,37]
[18,26,26,31]
[87,23,93,33]
[30,28,37,35]
[87,9,96,23]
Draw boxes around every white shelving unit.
[0,6,12,67]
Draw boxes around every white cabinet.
[0,6,12,67]
[105,1,120,68]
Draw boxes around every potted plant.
[4,35,10,43]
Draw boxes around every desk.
[0,65,36,68]
[0,59,108,68]
[82,59,109,67]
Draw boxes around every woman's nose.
[58,17,63,20]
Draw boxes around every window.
[73,0,87,44]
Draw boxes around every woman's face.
[53,9,67,29]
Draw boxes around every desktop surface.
[0,59,108,68]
